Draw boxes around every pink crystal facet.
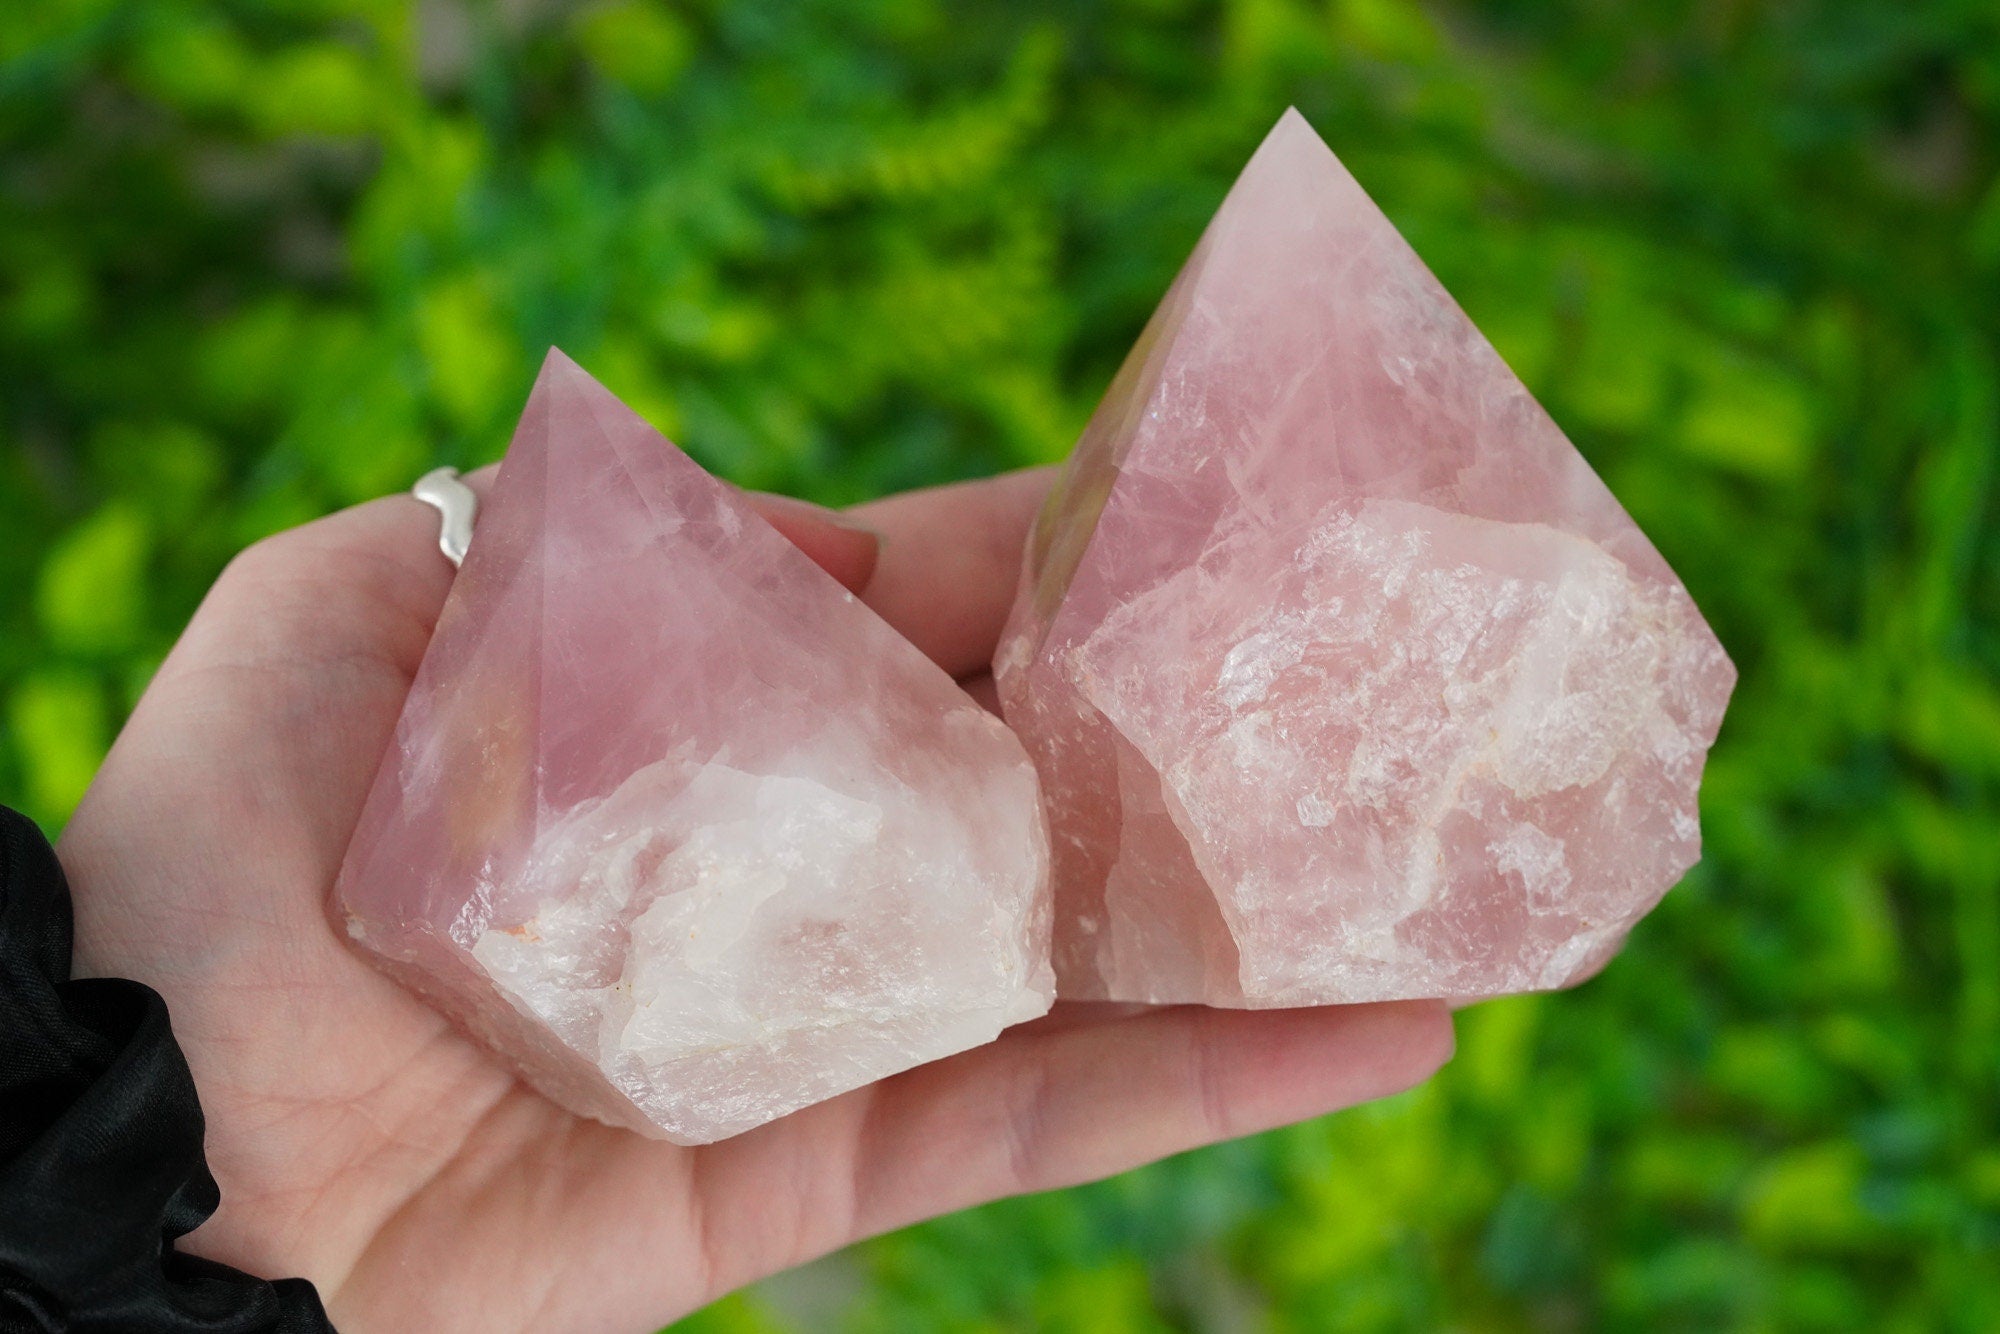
[995,110,1736,1007]
[336,351,1053,1142]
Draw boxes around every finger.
[847,1000,1453,1237]
[352,464,881,602]
[679,998,1452,1295]
[848,466,1055,678]
[748,492,881,595]
[209,466,886,677]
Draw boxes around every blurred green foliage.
[4,0,1998,1328]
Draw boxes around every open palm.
[56,464,1452,1333]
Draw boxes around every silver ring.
[412,466,477,569]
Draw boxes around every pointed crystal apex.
[338,351,1053,1142]
[997,111,1735,1008]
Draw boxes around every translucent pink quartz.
[336,351,1052,1142]
[995,111,1736,1007]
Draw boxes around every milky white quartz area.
[336,351,1052,1142]
[994,110,1736,1007]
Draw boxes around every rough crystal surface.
[336,350,1053,1142]
[994,110,1736,1007]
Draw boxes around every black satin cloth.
[0,805,334,1333]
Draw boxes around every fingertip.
[1201,999,1453,1136]
[843,466,1056,675]
[1326,997,1456,1085]
[1376,997,1456,1086]
[746,492,883,595]
[1418,998,1457,1070]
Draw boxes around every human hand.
[57,464,1453,1333]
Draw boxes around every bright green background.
[5,0,1998,1328]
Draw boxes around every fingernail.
[748,491,883,595]
[751,491,881,538]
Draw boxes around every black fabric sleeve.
[0,805,335,1334]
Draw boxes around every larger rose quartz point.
[994,109,1736,1008]
[335,350,1053,1143]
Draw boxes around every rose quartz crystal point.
[336,350,1052,1142]
[995,110,1736,1007]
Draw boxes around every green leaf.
[36,503,151,654]
[1741,1141,1877,1254]
[7,669,109,825]
[576,0,694,95]
[127,14,251,113]
[1678,349,1816,480]
[250,42,380,138]
[417,275,522,434]
[662,1290,790,1333]
[1456,994,1544,1104]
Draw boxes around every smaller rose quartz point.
[995,110,1737,1007]
[335,350,1052,1143]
